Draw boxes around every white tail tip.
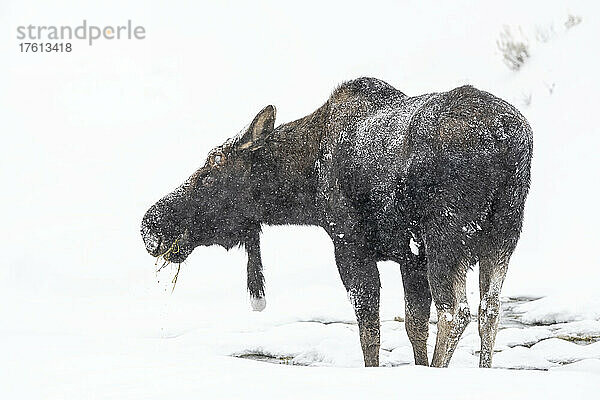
[250,296,266,312]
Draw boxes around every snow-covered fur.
[141,77,532,368]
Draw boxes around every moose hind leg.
[400,256,432,366]
[429,261,471,368]
[335,244,381,367]
[478,255,508,367]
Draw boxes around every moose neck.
[252,104,328,227]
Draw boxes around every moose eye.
[213,153,225,166]
[202,176,215,187]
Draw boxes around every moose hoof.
[250,296,266,312]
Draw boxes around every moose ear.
[238,105,276,150]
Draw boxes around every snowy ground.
[3,228,600,399]
[2,0,600,398]
[3,287,600,399]
[232,297,600,371]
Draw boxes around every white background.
[1,1,599,398]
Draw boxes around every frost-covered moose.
[141,78,532,367]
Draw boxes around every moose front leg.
[245,230,266,311]
[334,242,381,367]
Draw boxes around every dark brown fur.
[141,78,532,367]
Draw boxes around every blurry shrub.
[497,26,530,71]
[565,14,582,29]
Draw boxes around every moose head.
[140,105,276,266]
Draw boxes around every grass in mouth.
[155,238,182,293]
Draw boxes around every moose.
[141,77,532,368]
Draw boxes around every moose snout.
[141,191,192,259]
[141,209,165,256]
